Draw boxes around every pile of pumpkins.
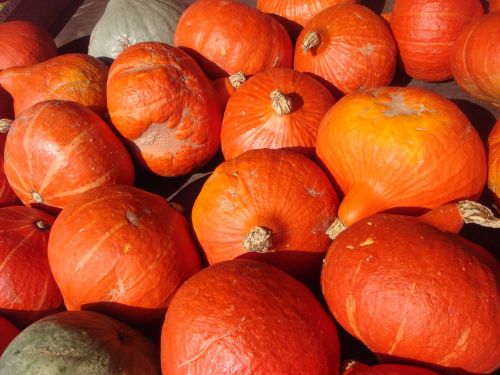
[0,0,499,374]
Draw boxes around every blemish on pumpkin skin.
[388,316,407,355]
[307,187,322,197]
[125,210,139,226]
[123,243,131,254]
[359,237,375,247]
[359,43,375,56]
[346,245,355,250]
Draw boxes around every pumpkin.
[212,71,246,112]
[107,42,221,177]
[48,185,201,326]
[488,121,500,204]
[3,100,134,212]
[0,311,161,374]
[191,148,338,282]
[88,0,187,60]
[294,3,396,96]
[256,0,357,40]
[316,86,487,235]
[161,259,341,375]
[0,206,63,327]
[490,0,500,12]
[0,316,19,356]
[0,121,16,206]
[321,213,500,374]
[173,0,293,79]
[0,54,109,117]
[343,361,439,375]
[390,0,483,82]
[221,68,335,160]
[450,12,500,107]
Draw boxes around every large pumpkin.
[489,121,500,204]
[107,42,221,176]
[316,86,487,234]
[0,316,19,356]
[0,54,109,117]
[161,259,341,375]
[3,100,134,212]
[450,12,500,107]
[0,123,16,206]
[221,68,335,160]
[390,0,483,82]
[48,185,201,326]
[0,206,63,327]
[343,361,439,375]
[173,0,292,79]
[0,311,160,374]
[321,213,500,374]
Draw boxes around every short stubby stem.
[243,226,273,253]
[302,31,321,53]
[270,90,293,115]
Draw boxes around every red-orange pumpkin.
[316,86,487,233]
[0,206,63,327]
[3,100,134,212]
[321,213,500,374]
[48,185,201,326]
[174,0,292,79]
[0,316,19,356]
[107,42,221,177]
[0,123,16,206]
[212,71,246,112]
[162,259,341,375]
[390,0,484,82]
[221,68,335,160]
[343,361,439,375]
[450,12,500,107]
[490,0,500,12]
[489,121,500,204]
[0,54,109,117]
[294,3,396,95]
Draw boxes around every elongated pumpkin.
[0,316,19,356]
[221,68,335,160]
[489,121,500,204]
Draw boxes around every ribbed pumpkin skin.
[3,100,134,212]
[107,42,221,177]
[48,185,201,326]
[488,121,500,203]
[0,133,17,206]
[221,68,335,160]
[0,316,19,356]
[343,362,439,375]
[0,311,161,374]
[294,4,396,95]
[173,0,292,79]
[161,259,341,375]
[0,206,63,328]
[0,54,109,117]
[316,86,487,227]
[450,12,500,107]
[390,0,484,82]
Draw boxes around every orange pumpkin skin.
[173,0,293,79]
[321,213,500,374]
[390,0,483,82]
[293,4,396,95]
[161,259,341,375]
[0,206,63,327]
[316,86,487,227]
[0,316,19,355]
[48,185,201,326]
[488,121,500,204]
[3,100,134,212]
[0,54,109,117]
[490,0,500,12]
[0,132,17,206]
[450,12,500,107]
[107,42,221,177]
[221,68,335,160]
[343,362,438,375]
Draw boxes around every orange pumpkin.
[343,361,439,375]
[316,86,487,234]
[450,12,500,107]
[212,71,246,112]
[321,213,500,374]
[490,0,500,12]
[3,100,134,212]
[0,316,19,356]
[221,68,335,160]
[489,121,500,204]
[390,0,484,82]
[0,121,17,206]
[294,3,396,96]
[174,0,292,79]
[0,54,109,117]
[107,42,221,177]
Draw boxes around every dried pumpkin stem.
[326,217,347,240]
[32,191,44,204]
[270,90,293,115]
[302,31,321,53]
[458,200,500,228]
[243,226,273,253]
[228,71,246,89]
[35,220,49,231]
[0,118,13,134]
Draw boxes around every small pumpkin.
[491,0,500,12]
[0,311,161,374]
[0,54,109,117]
[174,0,292,79]
[221,68,335,160]
[488,121,500,204]
[3,101,134,212]
[107,42,221,176]
[0,316,19,356]
[450,12,500,107]
[48,185,201,326]
[161,259,341,375]
[0,206,63,327]
[343,361,439,375]
[0,121,16,206]
[390,0,484,82]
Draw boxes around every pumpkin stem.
[302,31,321,53]
[0,119,13,134]
[35,220,49,231]
[457,200,500,228]
[326,218,347,240]
[243,226,273,253]
[270,90,293,115]
[228,72,246,89]
[32,191,44,204]
[169,201,184,213]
